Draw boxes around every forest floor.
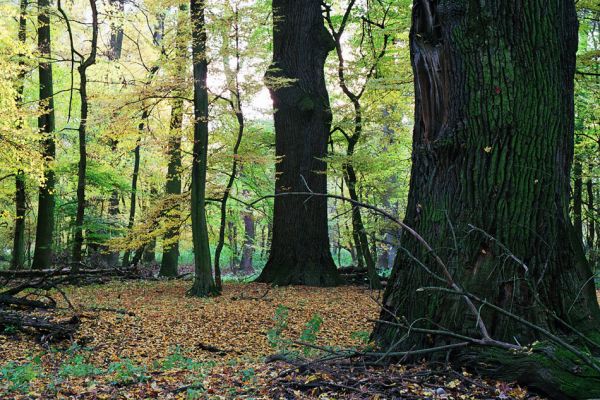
[0,280,549,399]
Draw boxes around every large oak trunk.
[373,1,600,398]
[256,0,342,286]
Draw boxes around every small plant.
[299,314,323,355]
[240,367,256,383]
[108,359,149,384]
[59,355,103,378]
[351,330,371,345]
[161,346,205,371]
[267,304,291,352]
[0,361,40,392]
[2,325,17,334]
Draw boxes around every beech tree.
[189,0,218,296]
[159,4,188,278]
[256,0,342,286]
[373,1,600,398]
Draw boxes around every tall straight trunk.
[189,0,218,297]
[573,160,583,241]
[104,0,125,266]
[72,0,98,270]
[121,128,142,268]
[373,1,600,398]
[159,102,183,276]
[586,164,595,249]
[256,0,341,286]
[239,207,255,274]
[159,4,187,278]
[12,0,28,270]
[108,0,124,61]
[32,0,57,270]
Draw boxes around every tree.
[324,0,392,289]
[71,0,98,268]
[31,0,57,269]
[373,1,600,398]
[159,3,187,278]
[256,0,342,286]
[11,0,28,270]
[189,0,218,297]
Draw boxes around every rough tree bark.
[372,1,600,398]
[189,0,218,297]
[11,0,28,270]
[32,0,57,270]
[159,4,187,278]
[256,0,342,286]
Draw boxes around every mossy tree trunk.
[189,0,218,297]
[373,1,600,398]
[255,0,342,287]
[32,0,57,270]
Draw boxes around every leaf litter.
[0,280,544,399]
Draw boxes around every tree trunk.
[72,0,98,270]
[159,103,184,277]
[11,0,28,271]
[256,0,341,286]
[586,164,595,250]
[189,0,218,297]
[103,0,125,266]
[239,210,255,274]
[373,1,600,398]
[159,4,187,278]
[108,0,124,61]
[573,160,583,241]
[121,129,142,268]
[213,9,246,287]
[344,162,381,288]
[32,0,57,270]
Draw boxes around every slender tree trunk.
[12,0,28,270]
[344,162,381,288]
[121,128,142,268]
[72,0,98,271]
[573,160,583,241]
[256,0,342,286]
[586,164,595,249]
[189,0,218,297]
[159,4,187,278]
[159,103,184,277]
[373,1,600,398]
[32,0,57,270]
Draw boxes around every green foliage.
[299,314,323,355]
[0,361,40,392]
[266,304,290,352]
[160,345,208,371]
[59,355,103,378]
[107,359,149,384]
